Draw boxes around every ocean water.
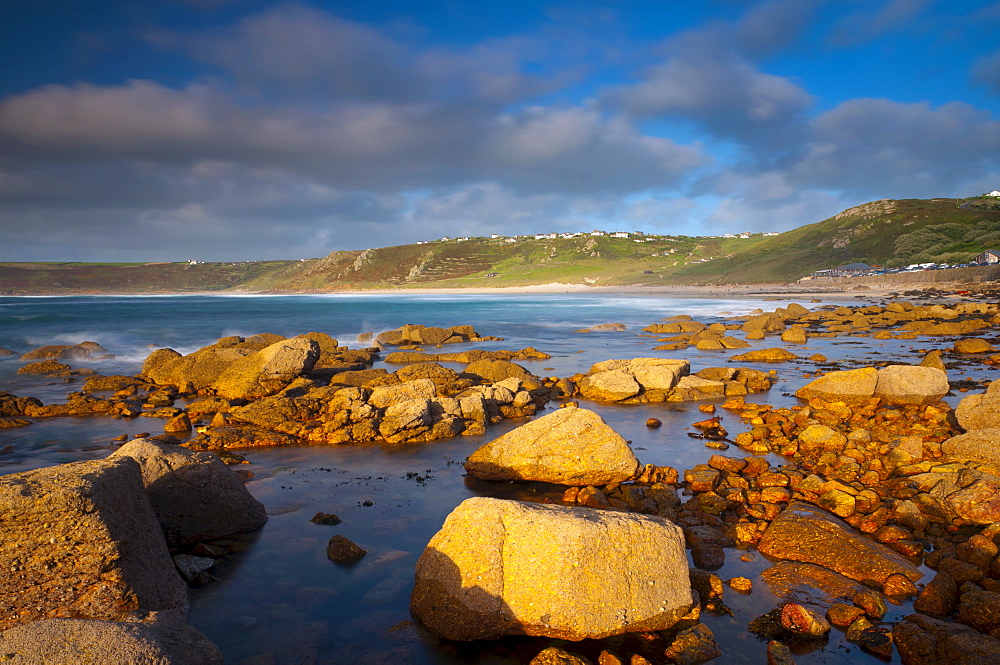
[0,293,986,664]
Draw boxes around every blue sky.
[1,0,999,261]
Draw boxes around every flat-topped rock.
[796,368,878,403]
[758,501,922,593]
[874,365,949,406]
[578,369,641,402]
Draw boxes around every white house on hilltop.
[989,191,1000,197]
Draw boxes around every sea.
[0,292,989,664]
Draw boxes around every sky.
[1,0,1000,262]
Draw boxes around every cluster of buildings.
[420,230,650,244]
[714,232,780,239]
[810,249,1000,278]
[420,229,779,244]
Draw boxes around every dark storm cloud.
[163,3,575,106]
[0,76,707,195]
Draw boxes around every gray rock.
[874,365,949,406]
[172,555,215,583]
[110,438,267,546]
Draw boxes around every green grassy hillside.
[670,198,1000,284]
[266,233,765,290]
[0,261,298,295]
[3,197,999,293]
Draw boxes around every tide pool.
[0,293,978,664]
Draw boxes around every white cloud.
[607,20,814,142]
[790,99,1000,196]
[702,189,848,233]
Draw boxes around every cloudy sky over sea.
[2,0,999,262]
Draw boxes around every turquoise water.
[0,293,978,664]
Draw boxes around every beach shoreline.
[239,280,980,302]
[2,279,988,303]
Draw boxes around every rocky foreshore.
[6,299,1000,662]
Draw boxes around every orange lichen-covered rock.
[758,501,922,593]
[0,458,187,630]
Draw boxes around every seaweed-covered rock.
[529,647,593,665]
[954,338,996,354]
[894,613,1000,664]
[730,348,799,363]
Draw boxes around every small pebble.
[726,576,753,593]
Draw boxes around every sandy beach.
[241,279,990,302]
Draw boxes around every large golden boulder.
[464,407,639,485]
[410,497,695,641]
